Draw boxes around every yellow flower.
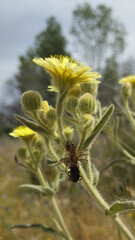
[33,56,101,93]
[9,126,36,138]
[119,75,135,85]
[43,101,50,113]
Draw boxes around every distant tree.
[120,57,135,77]
[70,3,126,70]
[35,17,69,57]
[99,56,120,104]
[70,3,126,104]
[6,16,70,116]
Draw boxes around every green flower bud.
[78,93,97,115]
[46,108,56,122]
[82,114,95,130]
[18,147,28,159]
[36,138,44,150]
[68,85,81,97]
[131,85,135,102]
[81,83,98,96]
[121,82,132,99]
[33,150,40,161]
[64,126,74,140]
[83,114,95,124]
[21,90,43,113]
[66,96,78,113]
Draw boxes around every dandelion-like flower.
[9,126,36,139]
[33,56,101,93]
[119,75,135,85]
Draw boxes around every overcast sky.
[0,0,135,105]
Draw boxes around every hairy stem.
[36,164,73,240]
[45,139,60,161]
[50,197,73,240]
[56,90,68,144]
[80,165,135,240]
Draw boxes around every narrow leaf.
[118,139,135,158]
[14,114,45,133]
[105,201,135,215]
[10,223,64,237]
[18,184,54,196]
[14,114,57,141]
[81,104,114,150]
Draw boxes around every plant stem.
[37,165,50,187]
[124,98,135,130]
[36,165,73,240]
[79,165,135,240]
[80,165,109,210]
[56,90,68,144]
[50,197,73,240]
[114,216,135,240]
[45,139,59,161]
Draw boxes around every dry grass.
[0,136,134,240]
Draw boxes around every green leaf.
[14,114,57,141]
[81,104,114,150]
[105,201,135,216]
[18,184,54,196]
[10,223,65,238]
[14,114,45,133]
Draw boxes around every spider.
[54,141,88,182]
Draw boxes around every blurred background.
[0,0,135,239]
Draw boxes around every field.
[0,136,135,240]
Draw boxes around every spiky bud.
[46,108,56,122]
[68,85,82,97]
[21,90,43,113]
[66,96,78,113]
[81,83,98,96]
[78,93,97,115]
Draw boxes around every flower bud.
[46,108,56,122]
[83,114,95,124]
[36,138,44,149]
[21,90,43,113]
[78,93,97,115]
[82,114,95,130]
[81,83,98,96]
[66,96,78,113]
[68,85,81,97]
[64,126,74,140]
[121,82,132,99]
[18,147,28,159]
[33,150,40,161]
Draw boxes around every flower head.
[119,75,135,85]
[33,56,101,93]
[9,126,36,139]
[42,100,50,113]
